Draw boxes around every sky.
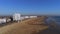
[0,0,60,15]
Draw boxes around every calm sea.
[50,16,60,25]
[47,16,60,30]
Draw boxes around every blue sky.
[0,0,60,15]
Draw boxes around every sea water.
[50,16,60,25]
[47,16,60,31]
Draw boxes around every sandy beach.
[0,16,59,34]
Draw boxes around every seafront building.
[0,13,37,24]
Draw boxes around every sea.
[47,16,60,31]
[49,16,60,25]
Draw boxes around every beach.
[0,16,59,34]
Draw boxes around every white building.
[0,18,6,24]
[7,18,11,22]
[29,16,37,18]
[24,16,29,19]
[13,13,21,21]
[20,17,25,20]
